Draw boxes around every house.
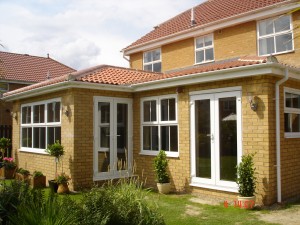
[3,0,300,205]
[0,51,75,141]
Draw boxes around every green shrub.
[80,179,165,225]
[32,171,44,178]
[154,150,170,183]
[45,140,64,158]
[236,153,257,197]
[17,168,30,176]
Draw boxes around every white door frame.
[190,89,242,192]
[93,96,133,181]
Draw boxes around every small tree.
[45,141,64,177]
[153,150,170,183]
[0,137,11,159]
[236,153,257,197]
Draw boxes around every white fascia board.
[131,63,286,92]
[3,81,133,101]
[124,2,299,55]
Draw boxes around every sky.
[0,0,203,70]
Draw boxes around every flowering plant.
[3,157,17,169]
[55,172,71,184]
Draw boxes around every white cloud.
[0,0,202,70]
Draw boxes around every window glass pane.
[143,126,151,150]
[161,99,169,121]
[33,127,46,149]
[143,101,151,122]
[152,126,159,150]
[196,37,204,48]
[292,114,300,132]
[274,15,290,33]
[259,19,274,36]
[276,33,293,53]
[22,128,32,147]
[22,106,31,124]
[161,126,169,151]
[47,127,61,145]
[100,127,110,148]
[169,98,176,121]
[205,48,214,61]
[99,102,110,124]
[153,62,161,72]
[196,50,205,63]
[170,126,178,152]
[259,37,275,55]
[204,35,213,46]
[286,92,292,107]
[144,64,152,71]
[47,102,60,123]
[144,52,152,63]
[151,100,157,121]
[292,94,300,109]
[284,113,291,132]
[153,49,161,61]
[219,97,237,182]
[33,104,45,123]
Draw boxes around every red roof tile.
[124,0,289,51]
[0,51,76,83]
[3,56,271,97]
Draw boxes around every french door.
[93,97,132,180]
[190,90,242,191]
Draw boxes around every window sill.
[194,60,215,66]
[259,49,294,57]
[19,148,48,155]
[284,132,300,138]
[190,181,238,193]
[139,151,179,158]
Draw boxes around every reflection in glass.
[219,97,237,182]
[117,104,128,171]
[98,151,110,173]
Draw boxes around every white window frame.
[194,34,214,65]
[257,15,294,56]
[20,98,61,154]
[284,87,300,138]
[143,48,162,72]
[140,94,179,157]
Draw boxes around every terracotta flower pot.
[4,167,16,179]
[57,183,69,194]
[31,175,46,188]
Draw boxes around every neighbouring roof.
[0,51,76,83]
[124,0,290,51]
[3,56,274,97]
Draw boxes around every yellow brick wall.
[129,11,300,72]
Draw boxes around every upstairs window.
[284,88,300,138]
[195,34,214,64]
[143,49,161,72]
[258,15,293,56]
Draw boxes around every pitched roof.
[3,56,271,97]
[124,0,290,51]
[0,51,76,83]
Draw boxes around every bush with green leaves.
[17,168,30,176]
[45,140,64,158]
[236,153,257,197]
[32,171,44,178]
[154,150,170,183]
[80,179,165,225]
[0,137,11,158]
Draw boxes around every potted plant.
[2,157,17,179]
[31,171,46,188]
[15,168,30,183]
[56,172,71,194]
[45,140,64,192]
[236,153,257,209]
[153,150,171,194]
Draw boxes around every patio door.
[190,90,242,191]
[93,97,132,180]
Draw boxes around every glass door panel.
[117,103,128,171]
[195,99,211,179]
[219,97,237,182]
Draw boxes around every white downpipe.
[275,68,289,203]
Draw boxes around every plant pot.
[4,167,16,179]
[57,183,69,194]
[0,167,4,178]
[237,196,256,209]
[31,175,46,188]
[157,183,171,194]
[48,180,58,193]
